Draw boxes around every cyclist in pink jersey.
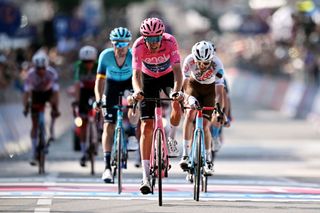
[132,17,184,194]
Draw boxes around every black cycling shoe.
[139,180,151,195]
[80,155,87,167]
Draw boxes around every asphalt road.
[0,97,319,213]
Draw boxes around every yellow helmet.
[296,0,315,13]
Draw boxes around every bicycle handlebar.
[143,97,174,102]
[183,106,216,111]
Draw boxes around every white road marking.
[34,207,50,213]
[37,199,52,205]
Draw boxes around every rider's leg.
[30,115,39,163]
[49,91,60,140]
[102,122,115,170]
[134,122,141,167]
[204,118,214,175]
[182,109,196,157]
[79,119,88,166]
[179,109,196,170]
[140,119,153,182]
[204,118,212,162]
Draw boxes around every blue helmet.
[109,27,132,41]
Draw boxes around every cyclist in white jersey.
[179,41,227,176]
[23,52,60,165]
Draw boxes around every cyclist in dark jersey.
[73,45,98,167]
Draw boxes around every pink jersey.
[24,66,59,92]
[132,33,181,78]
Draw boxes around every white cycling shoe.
[101,169,112,183]
[139,179,151,195]
[203,162,214,176]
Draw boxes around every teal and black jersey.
[96,48,132,81]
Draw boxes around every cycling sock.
[205,149,212,162]
[182,140,190,156]
[142,160,150,181]
[31,138,37,157]
[168,125,177,139]
[128,124,137,137]
[104,152,111,170]
[80,142,87,155]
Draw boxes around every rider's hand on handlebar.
[93,100,102,111]
[132,91,144,101]
[187,96,199,110]
[170,91,184,102]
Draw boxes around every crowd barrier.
[0,91,73,158]
[229,68,320,134]
[1,69,319,157]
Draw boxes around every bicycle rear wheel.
[193,129,202,201]
[116,127,122,194]
[155,129,163,206]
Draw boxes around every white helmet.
[32,53,49,68]
[79,46,97,61]
[192,41,215,62]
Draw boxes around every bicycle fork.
[189,113,206,172]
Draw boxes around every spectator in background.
[0,54,12,89]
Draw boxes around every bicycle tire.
[194,129,201,201]
[88,122,95,176]
[156,128,163,206]
[116,127,122,194]
[150,141,157,195]
[202,175,207,192]
[38,123,46,174]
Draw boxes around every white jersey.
[182,54,224,85]
[24,66,59,92]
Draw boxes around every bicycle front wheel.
[155,129,163,206]
[116,127,122,194]
[194,129,202,201]
[38,122,46,175]
[88,122,95,176]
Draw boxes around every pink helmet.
[140,17,165,36]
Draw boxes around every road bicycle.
[73,98,99,175]
[102,93,135,194]
[185,105,216,201]
[143,97,173,206]
[26,104,50,174]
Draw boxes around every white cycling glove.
[188,96,199,109]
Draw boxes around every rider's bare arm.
[94,77,105,102]
[172,63,183,93]
[132,69,144,100]
[215,84,224,110]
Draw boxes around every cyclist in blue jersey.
[94,27,138,183]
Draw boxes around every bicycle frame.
[145,98,172,206]
[112,104,128,192]
[37,110,46,175]
[31,103,47,175]
[187,106,215,201]
[73,98,98,175]
[103,94,129,194]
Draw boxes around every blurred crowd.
[1,0,320,100]
[218,0,320,86]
